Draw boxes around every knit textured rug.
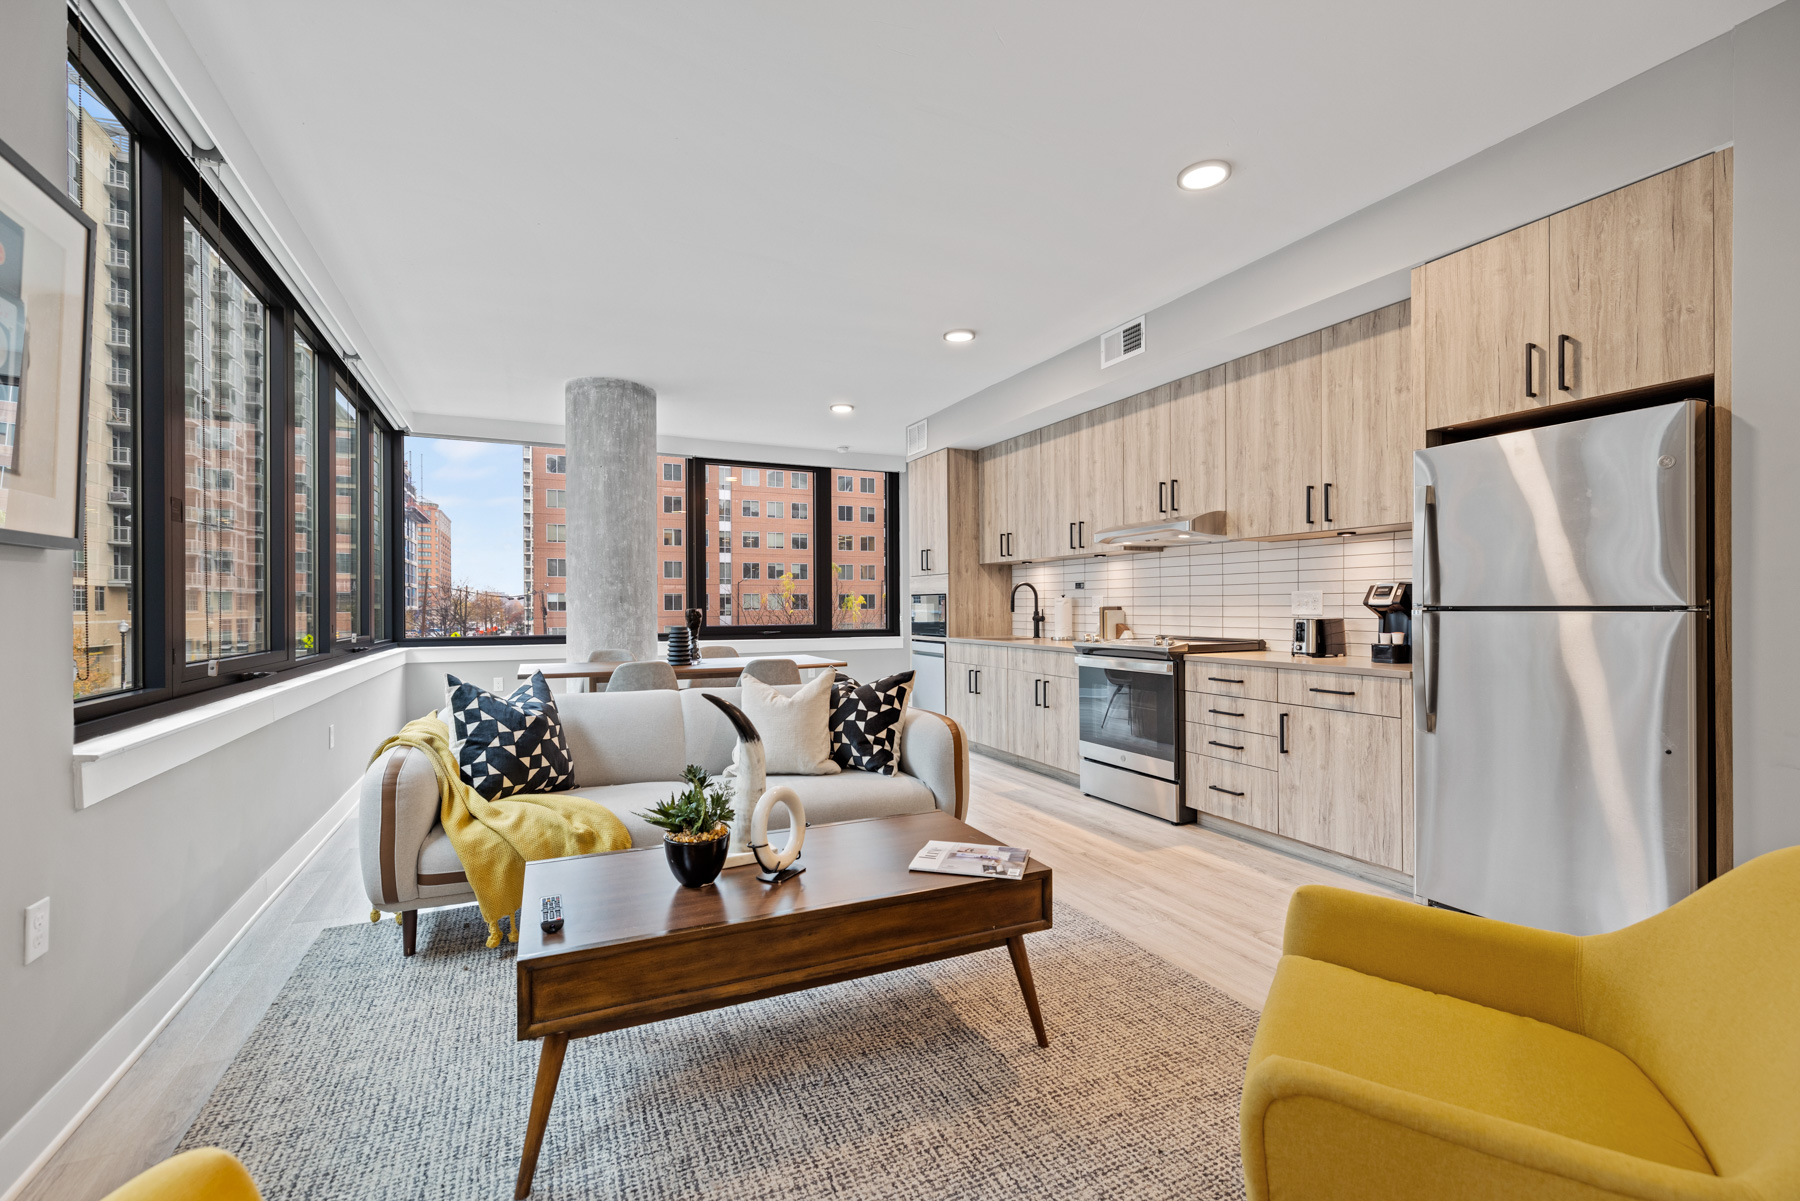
[180,902,1257,1200]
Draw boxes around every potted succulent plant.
[641,765,737,888]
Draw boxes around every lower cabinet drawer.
[1277,670,1403,717]
[1185,662,1279,702]
[1188,722,1280,771]
[1186,756,1278,831]
[1186,694,1280,737]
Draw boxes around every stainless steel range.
[1076,634,1266,823]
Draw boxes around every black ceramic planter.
[664,829,729,888]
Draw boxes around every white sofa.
[359,685,968,953]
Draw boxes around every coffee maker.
[1363,582,1411,663]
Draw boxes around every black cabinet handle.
[1323,482,1333,523]
[1069,522,1076,550]
[1077,521,1085,548]
[1525,342,1539,398]
[1159,481,1167,514]
[1207,740,1245,751]
[975,669,981,694]
[1208,676,1244,684]
[1557,334,1573,392]
[1309,687,1357,696]
[1209,784,1246,798]
[1207,708,1245,717]
[1305,485,1315,524]
[1279,712,1289,754]
[1170,479,1179,511]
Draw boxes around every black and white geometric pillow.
[445,672,574,799]
[829,670,916,775]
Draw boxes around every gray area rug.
[181,903,1257,1199]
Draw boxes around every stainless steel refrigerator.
[1413,399,1711,936]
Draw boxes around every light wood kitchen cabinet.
[1076,402,1132,537]
[1186,660,1410,874]
[945,648,1000,747]
[1320,301,1415,529]
[1417,218,1550,430]
[978,440,1015,565]
[1226,332,1322,538]
[1549,155,1714,400]
[906,449,1009,637]
[906,450,948,576]
[1276,705,1406,871]
[1167,365,1227,523]
[944,642,1079,775]
[1417,154,1721,431]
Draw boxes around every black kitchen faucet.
[1011,582,1045,639]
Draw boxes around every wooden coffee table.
[511,810,1053,1197]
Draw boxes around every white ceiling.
[151,0,1773,453]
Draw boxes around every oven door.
[1077,654,1178,779]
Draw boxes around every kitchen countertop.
[944,636,1080,652]
[940,636,1411,677]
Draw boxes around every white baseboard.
[0,781,361,1201]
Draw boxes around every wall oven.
[910,592,947,638]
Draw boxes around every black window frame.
[71,19,400,738]
[683,454,898,640]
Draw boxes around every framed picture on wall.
[0,131,94,549]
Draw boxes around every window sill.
[71,641,566,810]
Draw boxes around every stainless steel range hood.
[1093,511,1228,548]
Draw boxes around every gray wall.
[1728,1,1800,862]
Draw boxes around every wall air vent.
[905,418,928,459]
[1100,316,1145,369]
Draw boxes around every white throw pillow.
[737,670,841,776]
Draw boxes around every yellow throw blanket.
[370,715,631,947]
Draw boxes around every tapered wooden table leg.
[1007,935,1049,1047]
[514,1032,569,1199]
[401,909,417,956]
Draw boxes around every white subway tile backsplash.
[1008,530,1412,645]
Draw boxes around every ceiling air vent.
[1101,316,1145,369]
[905,418,928,459]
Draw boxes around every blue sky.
[407,438,526,595]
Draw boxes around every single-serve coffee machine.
[1363,581,1411,663]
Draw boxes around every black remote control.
[540,894,564,934]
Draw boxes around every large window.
[69,22,400,736]
[68,64,137,697]
[293,337,319,654]
[332,390,360,641]
[182,223,269,663]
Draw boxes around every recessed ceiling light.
[830,403,855,414]
[1176,159,1232,191]
[943,329,976,344]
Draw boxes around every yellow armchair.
[1241,846,1800,1200]
[100,1148,260,1201]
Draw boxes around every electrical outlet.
[25,898,49,964]
[328,723,336,750]
[493,676,505,693]
[1291,590,1324,617]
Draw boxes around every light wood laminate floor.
[20,752,1386,1201]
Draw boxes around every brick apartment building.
[410,499,452,633]
[521,450,888,635]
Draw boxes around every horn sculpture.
[701,693,806,880]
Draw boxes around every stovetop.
[1076,634,1268,658]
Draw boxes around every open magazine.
[908,840,1030,881]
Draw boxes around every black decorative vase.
[664,829,729,887]
[666,627,695,666]
[686,607,704,654]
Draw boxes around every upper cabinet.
[1549,155,1714,400]
[1321,300,1416,529]
[1227,331,1323,539]
[1167,365,1227,525]
[1418,155,1717,431]
[907,449,948,576]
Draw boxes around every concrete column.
[564,378,657,661]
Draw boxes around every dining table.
[516,652,849,688]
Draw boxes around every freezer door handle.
[1420,484,1439,606]
[1423,610,1439,734]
